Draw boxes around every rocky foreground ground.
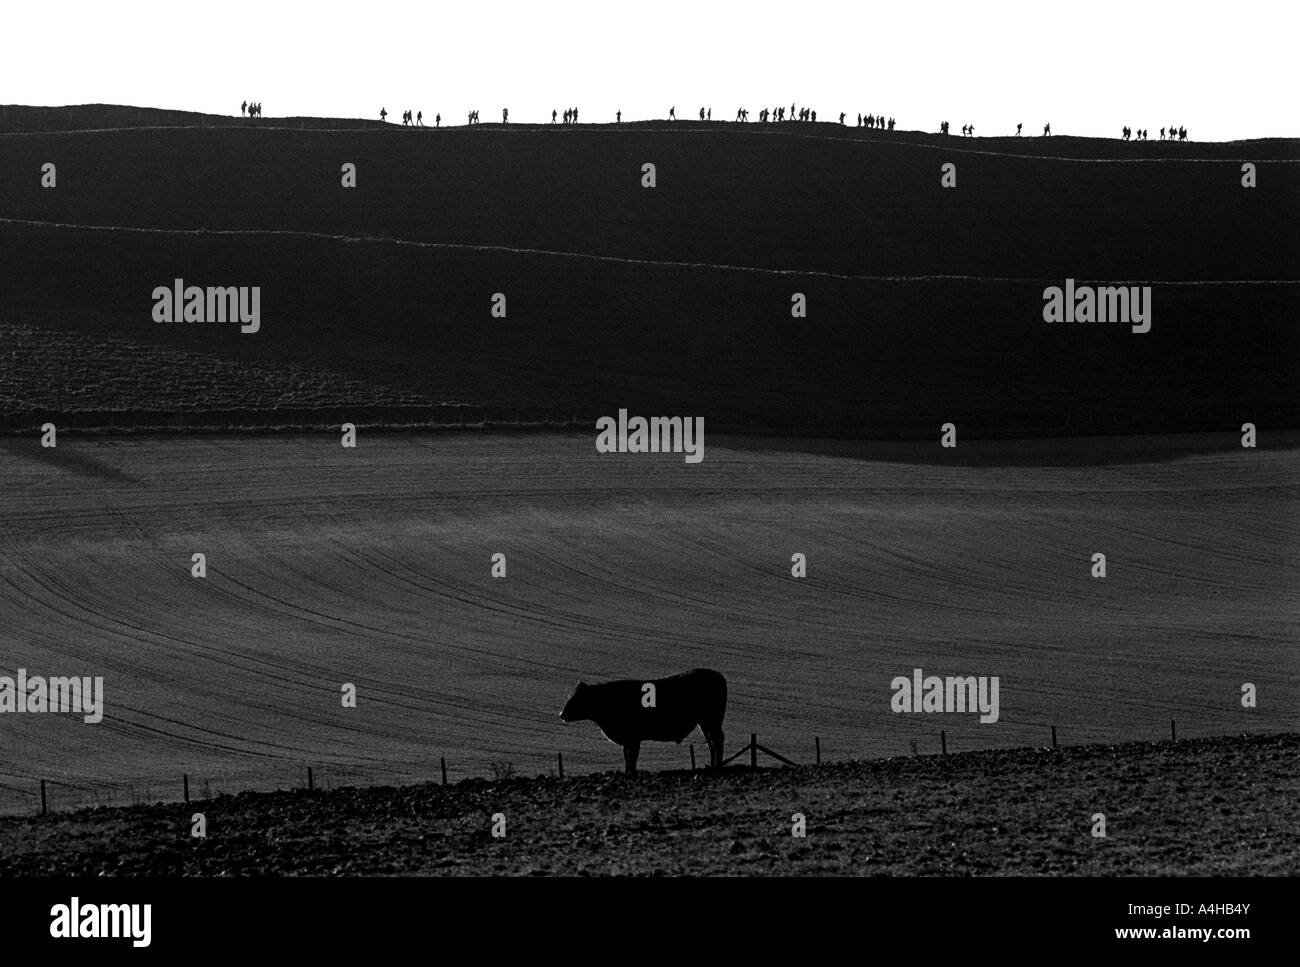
[0,733,1294,876]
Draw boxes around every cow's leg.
[705,725,724,768]
[623,741,640,774]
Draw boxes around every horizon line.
[2,104,1298,147]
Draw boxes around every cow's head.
[559,682,589,723]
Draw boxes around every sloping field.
[0,432,1295,815]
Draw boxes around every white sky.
[1,0,1293,140]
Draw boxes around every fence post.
[307,766,314,791]
[441,757,447,786]
[690,745,696,771]
[40,780,47,816]
[941,730,947,755]
[750,733,757,769]
[1170,720,1176,742]
[815,736,821,765]
[183,773,190,802]
[557,752,564,779]
[1051,726,1057,749]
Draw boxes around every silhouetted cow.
[560,668,727,773]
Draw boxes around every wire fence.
[9,718,1291,819]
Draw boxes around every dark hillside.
[1,106,1296,436]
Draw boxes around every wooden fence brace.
[721,734,796,768]
[941,730,947,755]
[40,780,47,816]
[753,741,799,767]
[815,736,821,765]
[441,757,447,785]
[183,773,189,802]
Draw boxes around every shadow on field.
[0,437,138,482]
[715,430,1300,467]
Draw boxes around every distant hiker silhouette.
[417,111,423,126]
[1043,122,1051,136]
[1159,127,1165,140]
[381,107,387,122]
[573,107,578,123]
[241,100,247,117]
[435,113,440,127]
[669,106,676,120]
[617,110,622,123]
[503,108,508,124]
[1179,126,1187,141]
[839,112,845,124]
[552,109,557,123]
[1016,122,1022,136]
